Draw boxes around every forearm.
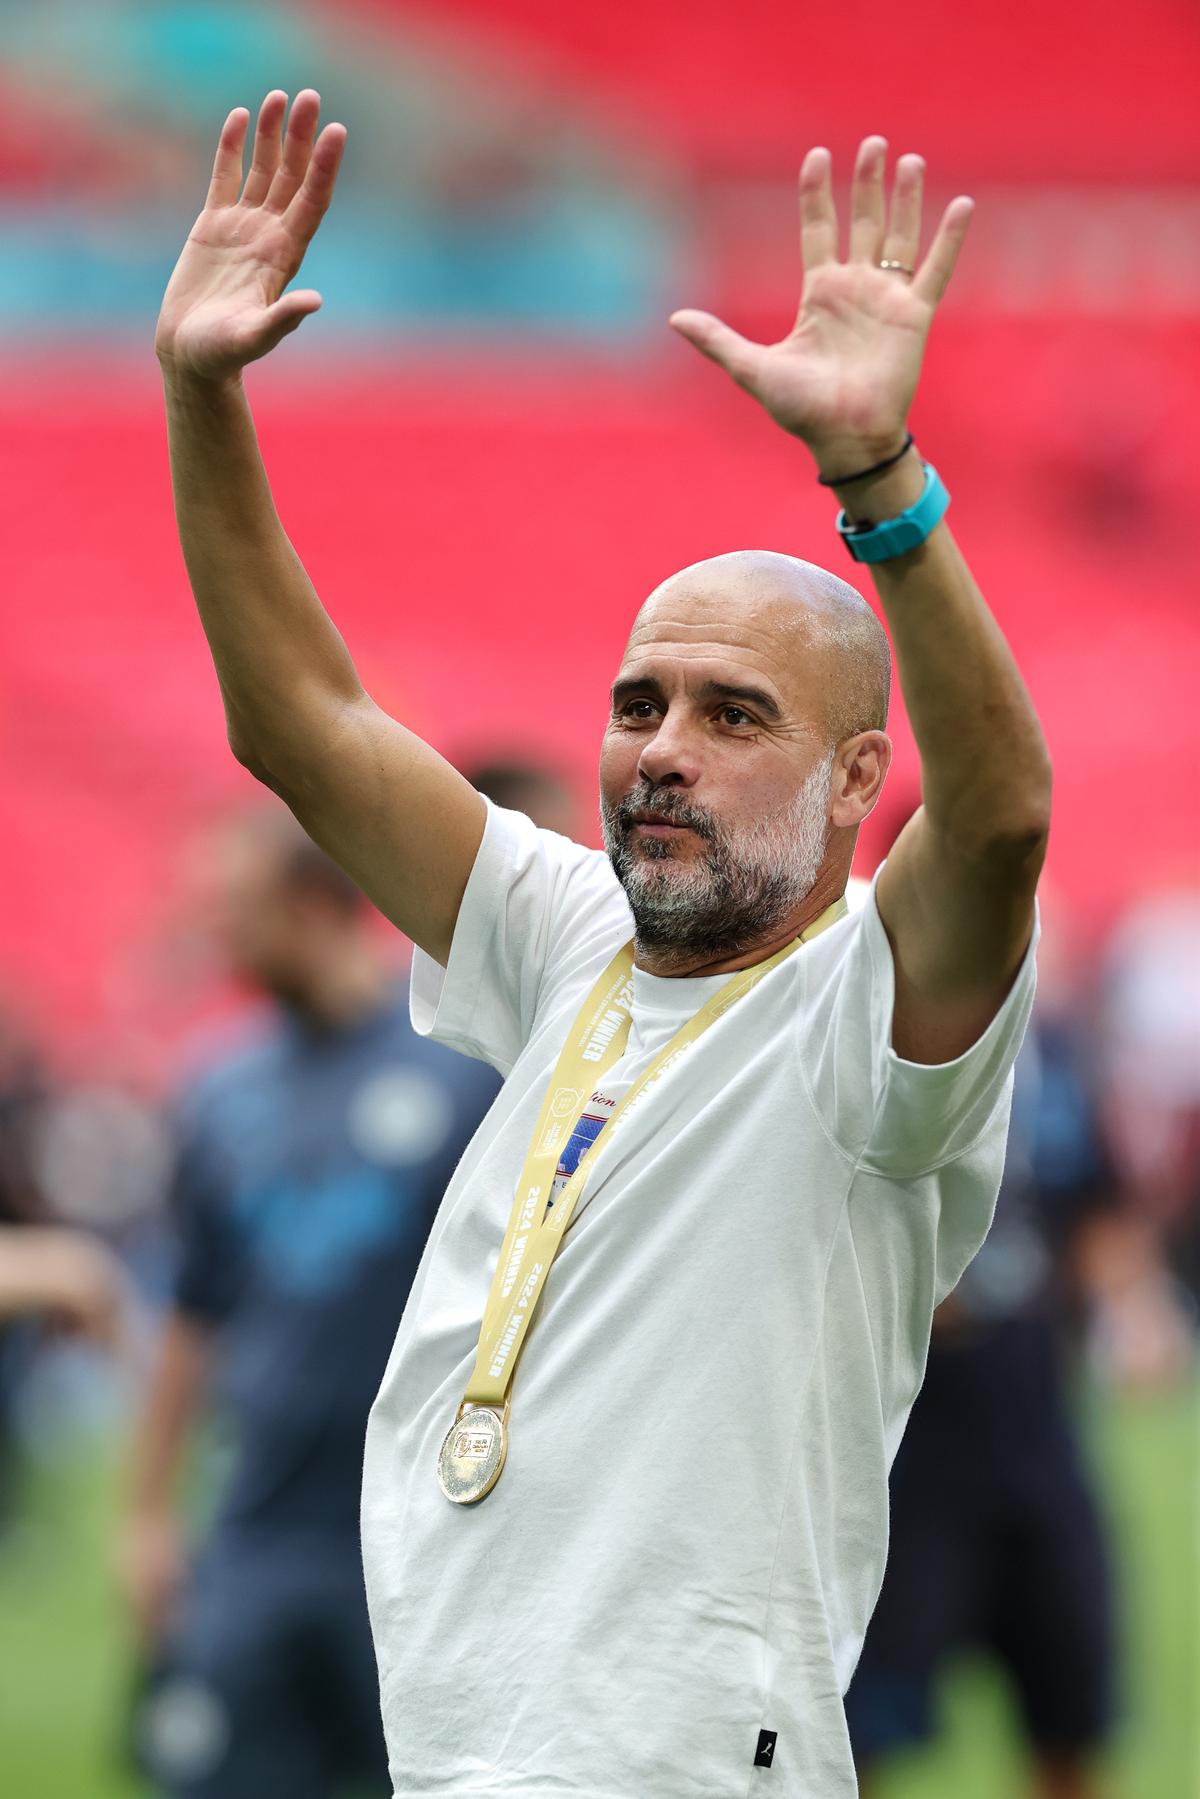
[0,1229,67,1320]
[126,1310,210,1516]
[827,445,1052,854]
[0,1225,123,1340]
[162,363,366,775]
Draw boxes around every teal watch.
[836,461,950,563]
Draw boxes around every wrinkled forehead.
[620,560,839,701]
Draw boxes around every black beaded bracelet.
[816,432,914,487]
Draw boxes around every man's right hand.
[157,89,486,968]
[156,90,346,381]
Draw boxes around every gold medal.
[436,1402,508,1505]
[436,899,849,1504]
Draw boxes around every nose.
[636,711,702,789]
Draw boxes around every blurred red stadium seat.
[2,315,1197,1047]
[351,0,1198,182]
[2,0,1196,1052]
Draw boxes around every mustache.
[614,785,717,841]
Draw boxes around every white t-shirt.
[362,803,1038,1798]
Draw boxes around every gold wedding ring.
[878,259,915,277]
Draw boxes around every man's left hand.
[669,137,973,477]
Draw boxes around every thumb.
[669,309,762,388]
[257,289,323,356]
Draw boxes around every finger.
[265,88,321,214]
[669,310,763,389]
[283,123,348,247]
[240,90,288,207]
[257,290,323,354]
[913,196,974,306]
[848,135,888,265]
[798,146,837,272]
[205,107,249,210]
[881,152,924,274]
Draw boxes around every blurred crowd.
[0,768,1196,1797]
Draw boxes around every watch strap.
[836,461,950,563]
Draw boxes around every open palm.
[671,138,973,468]
[156,90,347,380]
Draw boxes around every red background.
[4,317,1197,1045]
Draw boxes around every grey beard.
[600,753,834,971]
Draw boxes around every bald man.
[157,97,1050,1799]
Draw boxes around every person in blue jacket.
[121,806,501,1797]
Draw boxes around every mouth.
[627,809,699,841]
[631,818,691,838]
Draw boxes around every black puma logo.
[754,1729,778,1768]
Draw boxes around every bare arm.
[0,1225,130,1345]
[157,90,483,964]
[119,1310,211,1644]
[831,455,1049,1063]
[671,138,1051,1062]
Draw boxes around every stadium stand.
[0,0,1197,1049]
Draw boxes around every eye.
[719,705,754,728]
[618,698,659,722]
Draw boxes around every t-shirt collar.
[630,961,731,1018]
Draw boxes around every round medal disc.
[436,1405,508,1505]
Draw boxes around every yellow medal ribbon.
[462,896,849,1412]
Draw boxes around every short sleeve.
[169,1111,242,1325]
[799,866,1040,1177]
[409,802,630,1076]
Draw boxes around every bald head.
[633,550,890,747]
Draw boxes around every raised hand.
[669,137,973,474]
[155,90,347,381]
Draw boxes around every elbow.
[1019,745,1054,846]
[991,813,1051,867]
[227,726,259,773]
[979,762,1053,868]
[944,750,1053,870]
[224,697,286,791]
[227,729,276,791]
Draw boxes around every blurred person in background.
[0,1007,132,1524]
[120,806,500,1798]
[0,1005,56,1525]
[463,758,579,842]
[1083,889,1200,1386]
[845,865,1116,1799]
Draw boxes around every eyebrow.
[610,674,784,723]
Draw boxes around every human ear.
[829,732,891,828]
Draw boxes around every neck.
[633,864,847,979]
